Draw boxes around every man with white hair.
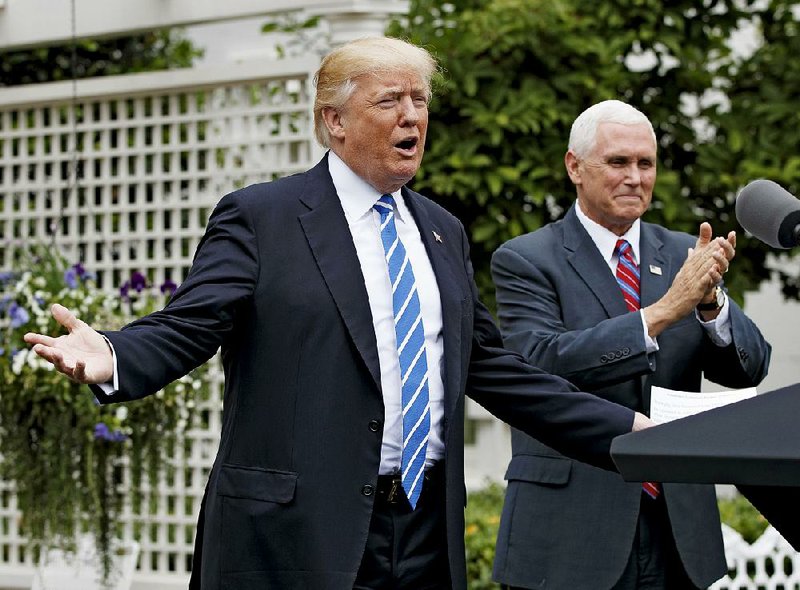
[25,43,650,589]
[491,99,771,589]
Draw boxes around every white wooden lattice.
[712,525,800,590]
[0,57,319,588]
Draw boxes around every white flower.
[115,406,128,421]
[11,351,27,375]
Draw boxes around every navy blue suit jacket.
[491,204,771,589]
[95,159,635,589]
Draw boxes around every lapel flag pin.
[649,264,662,276]
[432,231,442,243]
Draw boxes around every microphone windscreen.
[735,179,800,248]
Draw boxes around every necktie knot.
[374,194,395,219]
[615,239,633,261]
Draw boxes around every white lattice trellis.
[712,525,800,590]
[0,57,320,589]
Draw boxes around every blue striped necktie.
[373,194,430,509]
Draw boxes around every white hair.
[568,100,656,158]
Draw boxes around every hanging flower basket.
[0,248,210,586]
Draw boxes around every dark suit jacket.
[94,158,635,590]
[490,204,771,589]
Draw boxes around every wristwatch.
[697,286,725,311]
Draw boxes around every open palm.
[24,304,114,384]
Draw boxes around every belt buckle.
[386,477,402,504]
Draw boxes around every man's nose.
[626,164,642,185]
[399,97,419,125]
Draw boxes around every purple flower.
[160,279,177,295]
[94,422,110,439]
[119,280,131,300]
[8,302,30,328]
[93,422,128,443]
[0,271,14,285]
[130,271,147,293]
[65,263,93,288]
[64,267,78,289]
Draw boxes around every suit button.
[368,420,381,432]
[622,347,630,355]
[361,484,374,496]
[600,354,609,363]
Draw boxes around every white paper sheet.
[649,386,758,424]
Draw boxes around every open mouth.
[395,137,419,152]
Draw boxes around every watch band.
[697,287,724,311]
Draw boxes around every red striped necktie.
[614,239,661,500]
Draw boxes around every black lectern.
[611,383,800,549]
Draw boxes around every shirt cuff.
[96,335,120,395]
[695,292,732,347]
[639,310,659,353]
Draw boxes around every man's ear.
[565,150,582,185]
[322,106,346,141]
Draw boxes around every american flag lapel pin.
[432,231,442,243]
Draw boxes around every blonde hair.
[313,37,438,147]
[568,100,656,158]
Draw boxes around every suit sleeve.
[96,192,259,402]
[701,296,771,388]
[491,242,655,391]
[460,233,634,470]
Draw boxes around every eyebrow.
[606,155,655,162]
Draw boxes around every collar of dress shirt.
[328,150,407,225]
[574,200,642,267]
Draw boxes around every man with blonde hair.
[491,99,771,589]
[26,42,648,589]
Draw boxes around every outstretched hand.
[23,304,114,384]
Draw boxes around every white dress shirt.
[574,201,731,349]
[329,151,445,474]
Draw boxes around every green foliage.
[261,13,325,59]
[389,0,799,307]
[0,248,209,585]
[718,494,769,544]
[0,30,201,87]
[465,482,505,589]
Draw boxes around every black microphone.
[735,179,800,248]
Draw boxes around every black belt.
[376,463,443,505]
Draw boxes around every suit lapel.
[563,206,629,318]
[402,188,465,417]
[638,224,670,307]
[298,158,382,391]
